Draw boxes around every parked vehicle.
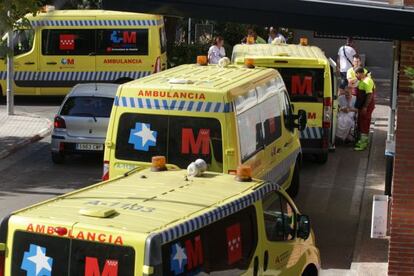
[0,159,320,275]
[232,43,336,163]
[51,83,118,163]
[103,63,306,196]
[0,9,167,96]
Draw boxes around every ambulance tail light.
[153,57,161,73]
[323,97,332,129]
[54,115,66,129]
[0,250,4,276]
[102,160,109,181]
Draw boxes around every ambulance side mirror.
[297,214,311,240]
[292,109,307,131]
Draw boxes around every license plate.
[75,143,103,151]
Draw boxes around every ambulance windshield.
[115,113,223,172]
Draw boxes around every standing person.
[354,66,375,151]
[268,27,286,44]
[347,54,370,94]
[208,36,226,64]
[337,37,356,95]
[242,28,266,44]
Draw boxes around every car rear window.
[277,68,324,102]
[115,113,223,172]
[161,206,258,275]
[61,96,114,118]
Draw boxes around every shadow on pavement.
[296,144,370,269]
[0,96,65,107]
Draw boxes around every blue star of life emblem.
[21,244,53,276]
[170,243,187,275]
[128,122,157,151]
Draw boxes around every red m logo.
[85,257,118,276]
[185,235,204,270]
[291,75,313,96]
[123,31,136,44]
[182,128,210,155]
[308,112,317,120]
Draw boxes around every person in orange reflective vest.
[354,66,375,151]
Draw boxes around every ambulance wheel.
[302,264,318,276]
[315,152,328,164]
[287,162,300,198]
[51,152,65,164]
[0,86,4,103]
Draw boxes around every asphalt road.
[0,97,370,270]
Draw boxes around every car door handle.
[253,256,259,276]
[46,62,57,65]
[24,62,35,65]
[263,250,269,271]
[88,52,96,56]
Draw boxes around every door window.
[257,81,282,146]
[13,29,34,56]
[279,90,294,132]
[96,29,149,55]
[161,206,258,275]
[41,29,95,55]
[262,192,296,241]
[159,26,167,54]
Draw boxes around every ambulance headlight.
[187,159,207,177]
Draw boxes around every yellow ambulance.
[0,160,320,275]
[232,44,337,163]
[103,63,307,196]
[0,9,167,96]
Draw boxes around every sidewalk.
[0,107,52,159]
[322,104,390,276]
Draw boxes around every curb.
[0,118,52,160]
[350,116,389,275]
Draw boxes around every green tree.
[405,67,414,92]
[0,0,42,34]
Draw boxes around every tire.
[51,152,65,164]
[287,161,300,198]
[114,78,133,84]
[315,152,328,164]
[302,264,318,276]
[0,86,5,104]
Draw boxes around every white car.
[51,83,119,164]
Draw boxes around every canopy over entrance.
[102,0,414,40]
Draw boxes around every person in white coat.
[336,86,358,142]
[208,36,226,64]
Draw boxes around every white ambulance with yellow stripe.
[0,9,167,96]
[232,43,337,163]
[103,63,307,196]
[0,159,320,275]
